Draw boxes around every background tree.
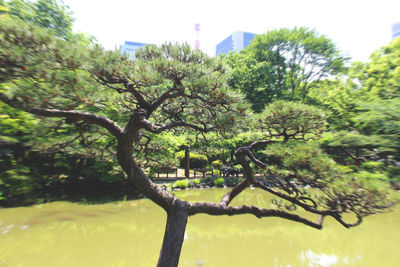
[0,0,116,205]
[226,27,347,111]
[6,0,73,39]
[308,38,400,184]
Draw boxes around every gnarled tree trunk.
[157,209,188,267]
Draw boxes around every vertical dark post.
[230,150,235,163]
[184,146,190,178]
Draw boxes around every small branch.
[253,181,332,215]
[140,117,211,134]
[150,86,183,114]
[220,180,250,206]
[333,213,362,228]
[188,202,323,229]
[248,140,277,150]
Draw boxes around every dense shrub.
[192,179,201,186]
[172,179,190,189]
[213,177,225,187]
[361,161,385,172]
[386,166,400,183]
[211,160,223,169]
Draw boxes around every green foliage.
[354,99,400,135]
[225,52,275,112]
[0,101,39,143]
[352,171,391,192]
[386,166,400,183]
[213,177,225,187]
[211,160,222,169]
[256,101,327,142]
[172,179,190,189]
[6,0,74,39]
[308,77,361,130]
[261,142,346,187]
[361,161,385,172]
[309,39,400,168]
[136,132,184,172]
[233,164,242,171]
[259,141,397,212]
[319,131,392,149]
[357,38,400,100]
[199,130,263,164]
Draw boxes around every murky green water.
[1,188,399,267]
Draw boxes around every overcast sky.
[63,0,399,62]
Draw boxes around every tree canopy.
[226,27,347,111]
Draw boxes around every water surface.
[1,188,399,266]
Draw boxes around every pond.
[0,188,399,266]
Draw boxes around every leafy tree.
[1,13,396,267]
[225,52,275,112]
[308,77,361,130]
[6,0,73,39]
[309,38,400,166]
[227,27,347,111]
[0,0,113,204]
[355,37,400,99]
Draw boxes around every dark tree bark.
[184,147,190,178]
[157,205,189,267]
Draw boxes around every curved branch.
[187,202,323,229]
[253,181,332,215]
[0,93,124,139]
[140,117,212,134]
[248,140,277,150]
[333,213,362,228]
[149,86,183,114]
[220,180,250,206]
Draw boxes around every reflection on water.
[0,188,399,266]
[299,249,360,266]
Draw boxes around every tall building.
[216,31,255,56]
[120,41,151,59]
[392,22,400,40]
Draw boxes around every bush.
[361,161,385,172]
[234,164,243,172]
[387,166,400,183]
[200,177,214,186]
[214,177,225,187]
[176,151,208,168]
[172,179,190,189]
[192,178,201,186]
[212,160,223,169]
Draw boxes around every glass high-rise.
[216,31,255,56]
[392,22,400,40]
[120,41,151,59]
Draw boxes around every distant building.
[120,41,151,59]
[216,31,256,56]
[392,22,400,40]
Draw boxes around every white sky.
[64,0,400,62]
